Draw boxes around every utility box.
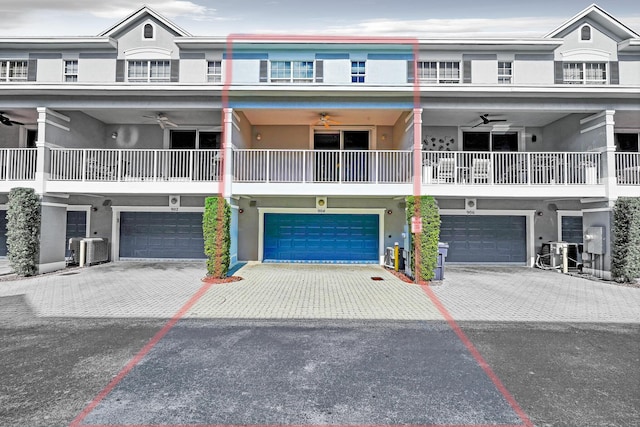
[584,227,605,255]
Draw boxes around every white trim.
[582,207,613,213]
[439,209,537,267]
[67,205,92,238]
[45,109,70,122]
[581,121,606,134]
[111,205,205,261]
[41,201,68,208]
[45,119,70,132]
[557,210,583,241]
[580,110,607,125]
[142,21,156,41]
[257,207,386,264]
[579,24,593,43]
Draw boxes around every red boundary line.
[70,33,530,427]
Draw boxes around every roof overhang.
[98,6,191,38]
[619,39,640,53]
[0,37,116,50]
[545,4,640,40]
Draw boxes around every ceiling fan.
[0,112,25,127]
[472,114,507,128]
[143,113,178,129]
[314,112,341,128]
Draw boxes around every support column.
[603,110,617,200]
[222,108,234,198]
[34,107,48,195]
[413,108,423,196]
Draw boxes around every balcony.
[47,148,222,194]
[616,153,640,185]
[0,148,37,191]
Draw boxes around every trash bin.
[434,242,449,280]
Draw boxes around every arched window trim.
[580,24,592,42]
[142,22,155,40]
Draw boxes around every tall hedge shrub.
[203,196,231,278]
[7,188,41,276]
[406,195,440,282]
[611,197,640,282]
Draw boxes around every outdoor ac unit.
[169,195,180,208]
[68,237,83,265]
[83,238,109,265]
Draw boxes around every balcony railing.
[422,151,602,185]
[233,149,413,184]
[49,148,222,182]
[0,148,37,180]
[616,153,640,185]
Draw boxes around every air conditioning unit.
[68,237,83,265]
[169,195,180,208]
[316,196,327,212]
[84,238,109,266]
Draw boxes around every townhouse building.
[0,4,638,278]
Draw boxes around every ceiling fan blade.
[10,120,24,126]
[487,119,507,123]
[323,121,330,128]
[471,122,483,128]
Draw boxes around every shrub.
[406,195,440,282]
[203,195,231,278]
[6,188,41,276]
[611,197,640,282]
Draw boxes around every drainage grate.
[371,276,384,281]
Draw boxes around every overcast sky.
[0,0,638,37]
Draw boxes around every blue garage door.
[66,211,87,257]
[120,212,205,259]
[440,215,527,263]
[0,210,6,257]
[264,213,379,263]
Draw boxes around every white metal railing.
[616,153,640,185]
[49,148,222,182]
[0,148,37,180]
[233,149,413,184]
[421,151,602,185]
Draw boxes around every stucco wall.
[251,125,309,149]
[104,124,164,149]
[540,113,603,152]
[0,126,20,149]
[46,111,106,148]
[39,204,67,266]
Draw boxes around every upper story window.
[0,60,28,82]
[563,62,606,84]
[127,60,170,82]
[351,61,365,83]
[270,60,314,83]
[143,23,154,39]
[580,25,592,41]
[170,130,221,149]
[417,61,460,84]
[64,60,78,82]
[498,61,512,84]
[207,60,222,83]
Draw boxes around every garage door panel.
[120,212,205,259]
[264,213,378,262]
[440,215,526,263]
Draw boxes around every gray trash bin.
[434,242,449,280]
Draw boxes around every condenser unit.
[84,238,109,265]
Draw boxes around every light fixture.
[386,209,393,215]
[255,132,262,141]
[111,132,118,139]
[381,133,387,141]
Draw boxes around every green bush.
[406,195,440,282]
[611,197,640,282]
[203,196,231,278]
[7,188,41,276]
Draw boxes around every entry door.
[343,131,369,182]
[314,133,340,182]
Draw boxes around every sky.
[0,0,639,38]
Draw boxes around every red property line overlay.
[70,33,530,427]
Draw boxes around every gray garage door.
[120,212,205,259]
[439,215,527,263]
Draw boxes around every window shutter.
[463,60,471,83]
[259,60,268,82]
[407,60,414,83]
[554,61,564,84]
[116,60,125,82]
[609,61,619,84]
[27,59,37,81]
[170,60,179,82]
[315,60,323,83]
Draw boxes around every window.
[0,60,28,82]
[416,61,460,83]
[563,62,606,84]
[143,23,154,39]
[615,133,639,152]
[351,61,365,83]
[581,25,591,41]
[498,61,512,84]
[463,132,518,152]
[170,130,221,149]
[64,60,78,82]
[127,60,171,82]
[207,60,222,83]
[270,60,314,83]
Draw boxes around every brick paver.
[433,266,640,323]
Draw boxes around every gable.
[98,6,191,38]
[554,18,620,61]
[546,5,639,41]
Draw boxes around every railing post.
[81,149,87,182]
[563,153,568,185]
[153,150,158,181]
[189,150,194,181]
[265,150,270,183]
[302,151,306,183]
[375,151,379,184]
[5,149,12,181]
[526,152,531,185]
[117,149,122,182]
